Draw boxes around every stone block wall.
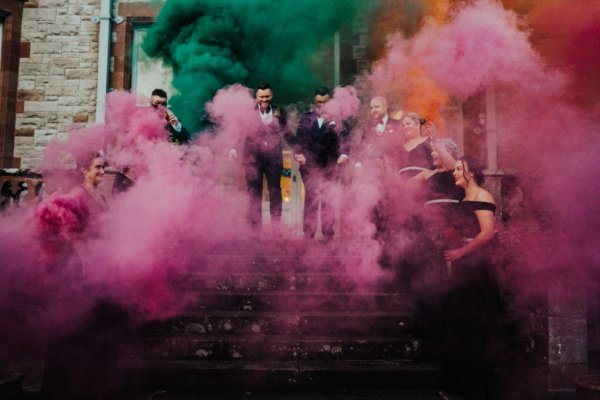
[15,0,101,169]
[521,272,589,396]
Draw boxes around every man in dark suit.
[293,87,350,240]
[230,83,288,233]
[150,88,191,144]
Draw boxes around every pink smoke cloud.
[360,1,600,321]
[322,86,361,130]
[205,84,262,146]
[34,191,90,238]
[1,2,599,377]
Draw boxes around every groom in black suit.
[293,87,349,240]
[230,83,288,232]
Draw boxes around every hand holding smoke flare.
[423,120,439,144]
[165,108,180,127]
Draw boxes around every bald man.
[354,96,403,172]
[369,96,402,137]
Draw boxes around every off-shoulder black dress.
[440,200,514,400]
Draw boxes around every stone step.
[188,254,365,273]
[188,292,413,313]
[120,359,440,391]
[129,334,423,361]
[140,312,413,337]
[199,239,366,257]
[175,272,362,293]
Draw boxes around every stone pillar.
[527,272,588,397]
[546,276,588,394]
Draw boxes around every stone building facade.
[4,0,159,169]
[8,0,371,169]
[15,0,102,168]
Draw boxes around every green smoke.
[142,0,373,132]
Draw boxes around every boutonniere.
[329,120,336,126]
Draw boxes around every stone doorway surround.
[0,0,25,168]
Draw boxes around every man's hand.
[337,154,349,164]
[294,153,307,166]
[166,110,179,127]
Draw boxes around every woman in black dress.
[411,138,464,202]
[445,156,496,263]
[440,156,512,400]
[400,112,433,170]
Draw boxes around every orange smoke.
[368,2,422,62]
[368,0,455,131]
[403,67,449,134]
[423,0,451,23]
[501,0,541,15]
[369,0,455,62]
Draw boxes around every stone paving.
[109,390,455,400]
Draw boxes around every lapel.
[312,114,325,139]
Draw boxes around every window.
[0,19,3,66]
[130,25,174,97]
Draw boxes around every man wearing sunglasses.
[150,88,191,144]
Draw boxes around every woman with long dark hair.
[444,156,496,263]
[439,156,513,400]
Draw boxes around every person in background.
[400,112,433,170]
[354,96,403,173]
[112,167,135,195]
[76,152,109,213]
[1,181,14,211]
[411,137,463,202]
[368,96,403,139]
[292,86,350,240]
[150,88,191,144]
[0,180,29,212]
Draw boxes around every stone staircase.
[119,240,440,394]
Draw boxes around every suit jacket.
[357,117,404,170]
[167,123,191,144]
[243,105,288,158]
[363,117,403,142]
[294,110,350,169]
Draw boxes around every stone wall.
[15,0,101,169]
